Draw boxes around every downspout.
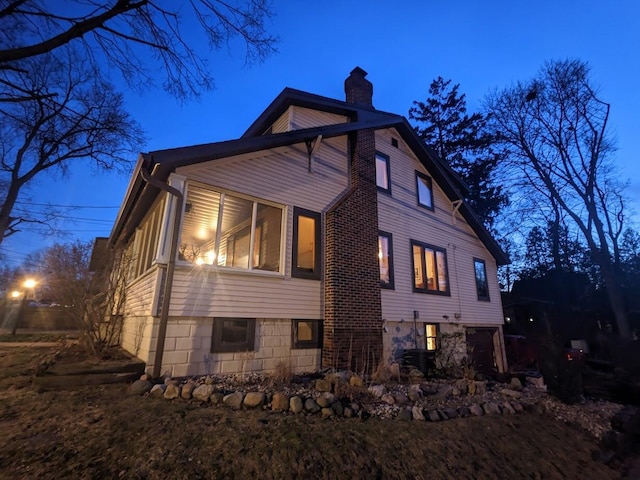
[139,165,184,379]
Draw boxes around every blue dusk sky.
[3,0,639,265]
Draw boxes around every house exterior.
[108,67,510,378]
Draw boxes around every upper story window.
[411,240,450,295]
[375,152,391,192]
[416,171,434,210]
[378,231,394,289]
[179,183,282,272]
[474,258,490,301]
[292,207,321,279]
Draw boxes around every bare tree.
[486,59,631,338]
[0,1,276,247]
[0,0,277,102]
[0,48,144,244]
[38,239,132,356]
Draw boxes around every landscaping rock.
[501,388,522,399]
[391,393,406,405]
[470,403,484,416]
[502,401,516,415]
[163,384,180,400]
[223,392,244,409]
[389,363,401,379]
[204,376,214,385]
[290,396,303,413]
[181,382,196,399]
[343,406,354,418]
[321,407,334,418]
[243,392,265,409]
[349,375,364,387]
[381,393,395,405]
[427,410,441,422]
[512,401,524,413]
[331,401,344,416]
[432,385,453,401]
[408,368,424,380]
[444,407,459,419]
[192,384,214,402]
[316,392,334,408]
[411,406,425,421]
[210,392,224,405]
[304,398,321,413]
[452,387,461,397]
[510,377,522,388]
[458,406,470,417]
[407,389,422,402]
[315,379,332,392]
[129,379,153,396]
[526,374,546,391]
[271,392,289,412]
[368,384,386,398]
[149,384,166,398]
[483,402,501,415]
[397,409,412,421]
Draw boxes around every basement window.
[292,319,323,349]
[211,318,256,353]
[425,324,438,351]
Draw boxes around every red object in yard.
[504,335,540,370]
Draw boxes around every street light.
[23,278,37,300]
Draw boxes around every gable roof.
[110,88,509,265]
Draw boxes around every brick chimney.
[323,68,383,371]
[344,67,373,107]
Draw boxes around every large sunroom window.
[179,183,283,272]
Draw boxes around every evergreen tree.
[409,77,508,230]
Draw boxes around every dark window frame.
[375,151,392,193]
[292,207,321,280]
[411,240,451,296]
[291,319,323,349]
[416,171,434,211]
[473,257,491,301]
[211,317,256,353]
[378,231,395,289]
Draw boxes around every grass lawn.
[0,344,629,480]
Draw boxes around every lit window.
[178,184,282,272]
[378,231,394,289]
[292,207,321,279]
[474,258,490,301]
[211,318,256,353]
[416,172,434,210]
[292,319,323,349]
[425,324,438,351]
[375,152,391,192]
[412,241,450,295]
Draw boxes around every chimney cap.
[350,66,368,78]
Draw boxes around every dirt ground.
[0,342,632,480]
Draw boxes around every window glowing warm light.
[10,290,21,298]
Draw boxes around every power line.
[14,201,120,209]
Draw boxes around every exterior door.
[466,328,497,376]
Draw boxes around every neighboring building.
[108,67,510,378]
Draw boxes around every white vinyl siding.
[268,106,349,134]
[375,129,504,327]
[173,138,348,319]
[289,106,348,130]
